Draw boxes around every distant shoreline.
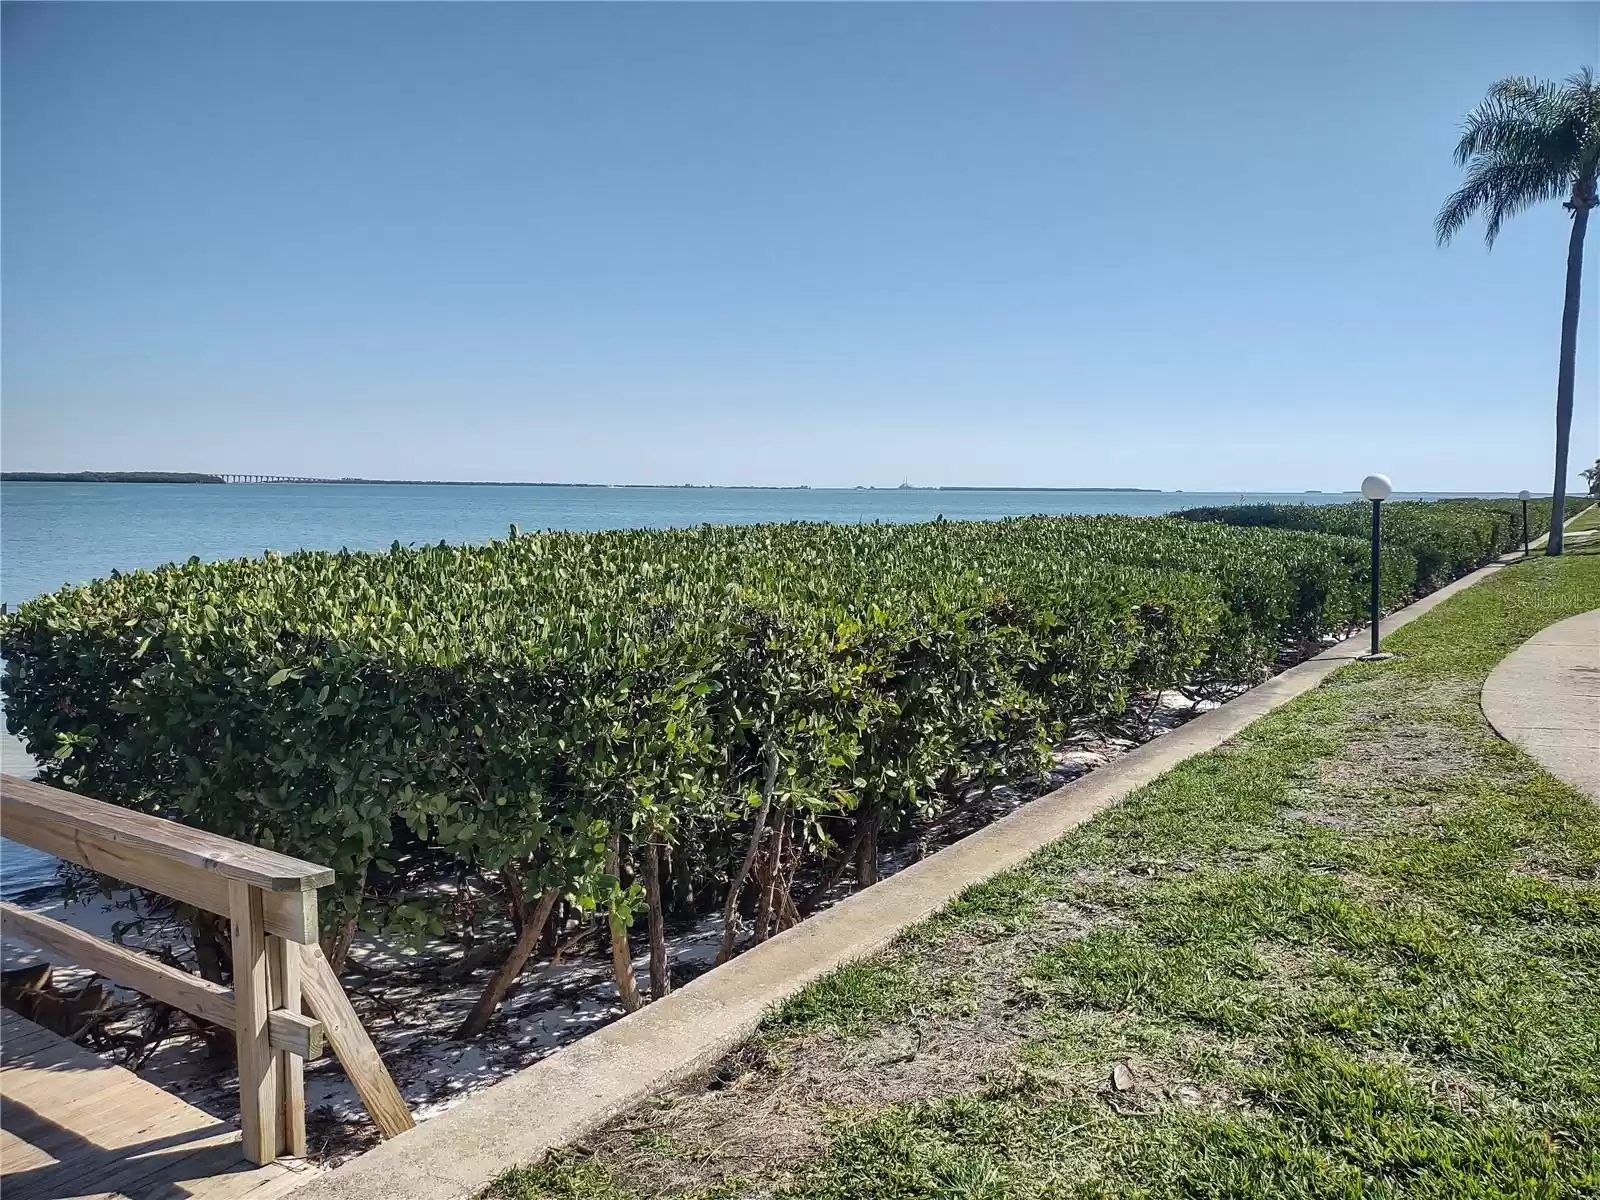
[3,473,1163,492]
[3,471,229,484]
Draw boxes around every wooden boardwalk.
[0,771,412,1198]
[0,1008,313,1200]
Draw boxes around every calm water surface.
[0,482,1488,896]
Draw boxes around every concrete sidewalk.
[1481,608,1600,801]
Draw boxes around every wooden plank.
[230,881,280,1165]
[0,1010,304,1200]
[0,1013,63,1059]
[111,1151,314,1200]
[72,1132,255,1200]
[5,1093,217,1199]
[0,902,323,1058]
[3,803,320,943]
[1,774,334,891]
[132,1153,316,1200]
[1,1042,238,1198]
[0,1012,117,1115]
[299,942,415,1138]
[270,1011,318,1061]
[4,1078,193,1165]
[10,1104,274,1200]
[48,1120,255,1200]
[268,934,307,1158]
[1,1007,109,1071]
[0,1123,52,1175]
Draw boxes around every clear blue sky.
[3,2,1595,491]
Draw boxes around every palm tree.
[1436,68,1598,555]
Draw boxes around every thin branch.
[716,742,780,965]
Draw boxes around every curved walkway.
[1482,609,1600,801]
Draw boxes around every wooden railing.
[0,773,414,1164]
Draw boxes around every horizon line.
[0,472,1529,496]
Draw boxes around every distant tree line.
[2,471,226,484]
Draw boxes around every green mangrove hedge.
[1176,496,1584,589]
[0,500,1568,1032]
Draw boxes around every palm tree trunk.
[1547,190,1592,556]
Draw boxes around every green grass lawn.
[1564,503,1600,533]
[494,547,1600,1200]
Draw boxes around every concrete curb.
[293,548,1531,1200]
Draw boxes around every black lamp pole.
[1522,497,1530,556]
[1369,498,1382,657]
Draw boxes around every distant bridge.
[220,474,335,484]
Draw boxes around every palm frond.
[1487,75,1552,106]
[1453,78,1552,166]
[1436,150,1570,247]
[1436,164,1497,246]
[1439,68,1600,245]
[1454,107,1542,167]
[1481,161,1571,243]
[1567,67,1600,180]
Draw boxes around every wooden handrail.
[1,775,333,891]
[0,902,323,1057]
[2,773,320,942]
[0,773,414,1165]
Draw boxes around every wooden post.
[229,880,280,1164]
[300,942,415,1138]
[268,932,307,1157]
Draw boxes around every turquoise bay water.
[2,481,1484,609]
[0,481,1486,897]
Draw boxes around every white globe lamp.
[1360,474,1393,502]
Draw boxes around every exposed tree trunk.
[320,866,368,976]
[190,910,237,1061]
[539,899,563,958]
[798,820,871,915]
[670,844,694,912]
[716,743,780,964]
[1549,182,1593,556]
[779,884,802,931]
[442,940,516,983]
[454,885,560,1039]
[641,838,671,999]
[551,918,599,964]
[322,915,361,977]
[753,809,785,945]
[501,865,528,931]
[192,912,229,985]
[607,833,644,1013]
[776,819,802,931]
[757,815,794,943]
[855,801,880,887]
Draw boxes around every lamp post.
[1519,490,1531,556]
[1361,474,1392,658]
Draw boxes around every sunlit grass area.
[1563,503,1600,532]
